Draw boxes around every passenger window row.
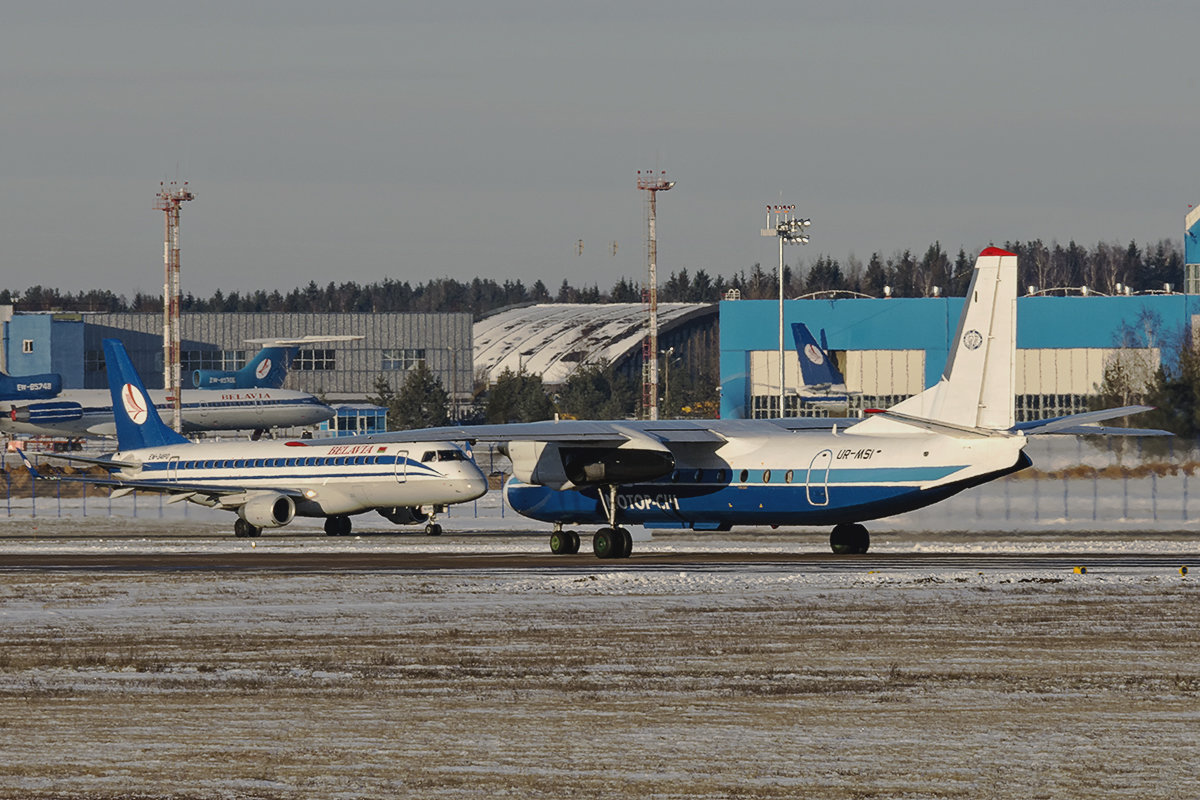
[173,455,391,470]
[663,468,799,484]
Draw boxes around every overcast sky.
[2,1,1196,298]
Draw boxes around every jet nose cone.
[461,477,488,501]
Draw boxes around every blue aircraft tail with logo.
[791,322,848,394]
[102,339,189,450]
[0,369,62,401]
[192,346,291,389]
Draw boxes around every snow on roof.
[474,303,714,385]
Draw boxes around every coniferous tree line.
[1,238,1185,318]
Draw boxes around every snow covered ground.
[1,559,1198,798]
[1,436,1199,799]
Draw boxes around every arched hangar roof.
[474,303,715,385]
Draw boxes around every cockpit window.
[422,449,465,462]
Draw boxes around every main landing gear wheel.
[234,518,262,538]
[830,523,870,554]
[424,523,443,536]
[592,527,632,559]
[549,529,581,555]
[324,515,352,536]
[588,485,634,559]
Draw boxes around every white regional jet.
[333,247,1166,557]
[21,339,487,537]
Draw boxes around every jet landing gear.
[424,505,446,536]
[324,515,352,536]
[234,518,262,538]
[830,523,869,554]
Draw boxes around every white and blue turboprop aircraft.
[332,247,1166,557]
[21,339,487,538]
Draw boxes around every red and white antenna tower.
[155,180,195,433]
[636,170,674,420]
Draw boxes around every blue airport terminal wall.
[4,315,84,386]
[720,294,1200,418]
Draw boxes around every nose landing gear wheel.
[830,523,870,554]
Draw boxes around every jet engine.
[10,401,83,423]
[237,492,296,528]
[377,506,429,525]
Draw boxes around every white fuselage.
[505,427,1029,528]
[1,387,334,438]
[112,438,487,517]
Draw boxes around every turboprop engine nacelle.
[238,492,296,528]
[505,440,675,490]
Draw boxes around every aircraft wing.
[309,416,859,451]
[243,335,365,347]
[310,419,720,447]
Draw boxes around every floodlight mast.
[760,205,811,418]
[637,171,675,420]
[155,181,195,433]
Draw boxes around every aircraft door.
[806,449,832,506]
[167,456,180,483]
[393,450,408,483]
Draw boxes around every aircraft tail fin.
[102,339,190,450]
[0,369,62,401]
[888,247,1016,430]
[791,323,847,391]
[192,346,292,389]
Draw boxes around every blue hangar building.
[720,291,1200,422]
[723,212,1200,421]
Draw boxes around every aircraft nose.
[459,464,488,500]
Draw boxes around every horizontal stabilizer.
[41,452,143,470]
[1010,406,1163,436]
[1028,425,1172,437]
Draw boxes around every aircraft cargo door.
[806,449,832,506]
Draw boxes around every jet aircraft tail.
[791,322,848,393]
[192,346,291,389]
[0,369,62,401]
[102,339,190,450]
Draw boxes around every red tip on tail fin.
[980,247,1016,257]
